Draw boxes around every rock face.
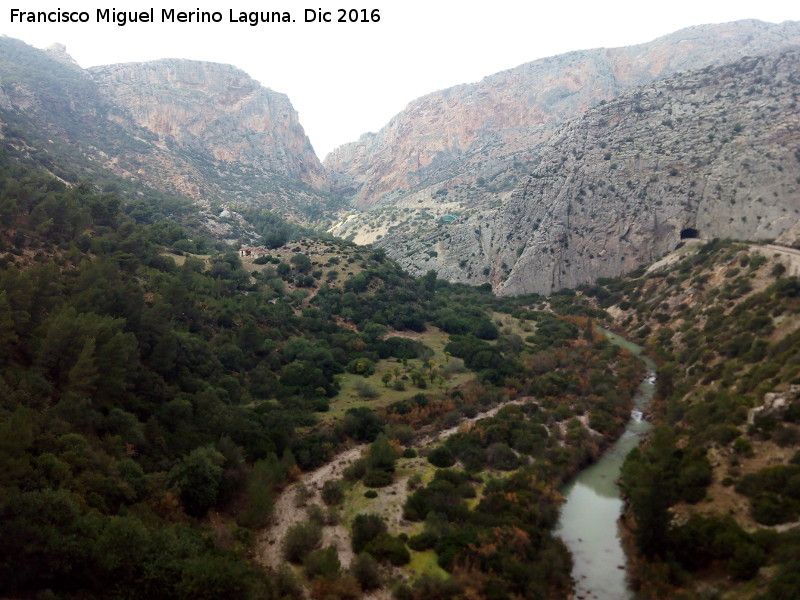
[90,60,327,192]
[775,220,800,248]
[371,50,800,295]
[327,19,800,240]
[0,37,332,221]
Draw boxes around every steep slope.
[327,19,800,211]
[364,50,800,295]
[0,37,333,224]
[584,240,800,599]
[328,19,800,257]
[0,151,648,600]
[89,60,330,209]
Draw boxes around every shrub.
[750,493,798,526]
[407,473,423,491]
[343,407,382,442]
[283,520,322,563]
[428,446,455,468]
[321,480,344,506]
[485,443,520,470]
[346,357,376,377]
[304,546,341,579]
[386,424,415,445]
[364,490,378,499]
[293,482,311,508]
[773,425,799,448]
[352,514,387,553]
[408,530,438,551]
[729,543,766,580]
[354,380,379,399]
[307,504,326,524]
[367,434,397,473]
[351,552,381,590]
[363,470,393,488]
[733,437,753,456]
[365,533,410,566]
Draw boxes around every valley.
[0,16,799,600]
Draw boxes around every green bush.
[345,357,376,377]
[303,545,340,579]
[352,514,387,553]
[321,480,344,506]
[750,493,798,526]
[351,552,381,590]
[729,543,766,580]
[363,470,393,488]
[408,530,438,551]
[485,443,520,471]
[283,520,322,563]
[365,533,410,566]
[343,458,367,481]
[343,407,383,442]
[428,446,455,468]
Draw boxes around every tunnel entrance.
[680,228,700,240]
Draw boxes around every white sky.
[1,1,798,159]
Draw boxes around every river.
[555,328,656,600]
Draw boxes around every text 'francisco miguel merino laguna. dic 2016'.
[9,8,304,27]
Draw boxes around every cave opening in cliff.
[680,228,700,240]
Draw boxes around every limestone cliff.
[327,19,800,221]
[371,50,800,295]
[0,37,333,223]
[774,220,800,248]
[90,60,327,193]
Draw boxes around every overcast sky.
[1,1,798,159]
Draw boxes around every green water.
[555,328,655,600]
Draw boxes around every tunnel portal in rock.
[680,228,700,239]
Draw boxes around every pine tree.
[66,337,98,398]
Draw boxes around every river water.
[555,329,656,600]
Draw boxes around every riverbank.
[555,328,656,600]
[253,319,650,599]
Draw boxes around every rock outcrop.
[90,60,327,192]
[775,220,800,248]
[370,50,800,295]
[328,19,800,240]
[0,37,333,222]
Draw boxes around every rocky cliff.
[90,60,327,194]
[0,37,332,223]
[369,50,800,295]
[327,19,800,232]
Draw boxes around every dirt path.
[759,243,800,276]
[415,397,536,446]
[254,397,537,573]
[255,445,367,570]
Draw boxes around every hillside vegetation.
[2,24,800,600]
[583,240,800,599]
[0,153,649,599]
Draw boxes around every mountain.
[327,20,800,288]
[336,48,800,295]
[89,59,329,206]
[327,19,800,210]
[443,50,800,296]
[0,37,333,225]
[3,27,800,600]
